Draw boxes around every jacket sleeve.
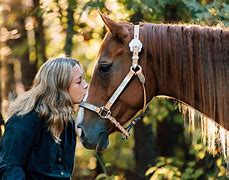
[0,112,38,180]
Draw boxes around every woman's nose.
[83,81,88,89]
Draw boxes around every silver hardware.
[98,107,111,119]
[129,39,143,52]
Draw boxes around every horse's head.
[76,13,157,151]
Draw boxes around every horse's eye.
[98,64,112,73]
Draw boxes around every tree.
[33,0,47,65]
[64,0,77,56]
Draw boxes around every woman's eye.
[76,77,82,84]
[98,64,112,73]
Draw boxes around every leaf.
[187,161,196,167]
[145,166,157,176]
[95,173,108,180]
[156,161,166,167]
[193,169,204,178]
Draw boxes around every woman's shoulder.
[6,110,41,128]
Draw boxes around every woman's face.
[68,64,88,104]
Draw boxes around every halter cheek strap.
[79,25,146,138]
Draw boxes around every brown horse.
[76,14,229,156]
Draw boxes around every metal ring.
[130,64,142,73]
[98,107,111,119]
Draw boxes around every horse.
[76,13,229,159]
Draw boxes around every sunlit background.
[0,0,228,179]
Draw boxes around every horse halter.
[79,25,146,138]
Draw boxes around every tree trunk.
[133,120,155,177]
[33,0,47,64]
[64,0,76,56]
[156,109,189,157]
[5,62,17,101]
[19,18,37,90]
[2,60,16,101]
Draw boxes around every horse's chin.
[96,132,109,152]
[79,132,109,151]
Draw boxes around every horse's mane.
[143,23,228,158]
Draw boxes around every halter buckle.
[98,107,111,119]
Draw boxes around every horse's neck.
[146,23,228,128]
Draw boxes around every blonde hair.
[8,57,80,142]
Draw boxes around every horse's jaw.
[78,131,109,151]
[79,132,109,152]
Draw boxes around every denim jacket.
[0,110,76,180]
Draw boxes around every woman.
[0,57,88,179]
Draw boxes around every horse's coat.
[76,14,229,160]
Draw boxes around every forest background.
[0,0,228,179]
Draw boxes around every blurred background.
[0,0,228,179]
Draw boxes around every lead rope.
[122,68,147,139]
[122,82,147,139]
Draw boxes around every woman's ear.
[98,11,128,39]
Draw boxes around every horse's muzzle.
[77,123,109,151]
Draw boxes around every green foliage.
[83,0,106,11]
[184,0,229,26]
[11,40,29,57]
[2,0,228,179]
[95,173,125,180]
[145,133,227,179]
[121,0,191,22]
[147,98,175,123]
[145,157,182,179]
[120,0,228,26]
[101,133,135,170]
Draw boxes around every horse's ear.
[98,11,128,39]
